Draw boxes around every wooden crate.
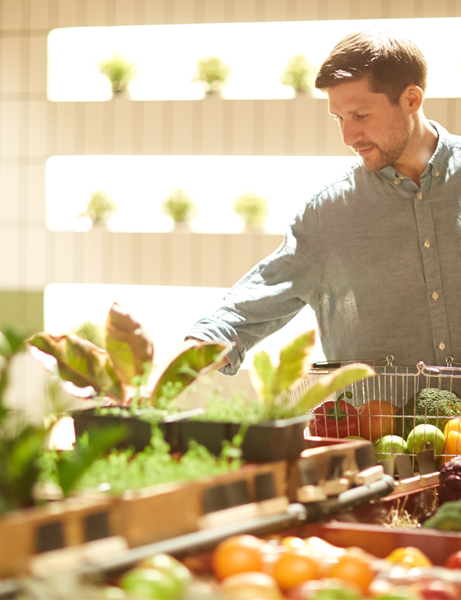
[113,461,288,548]
[0,496,117,578]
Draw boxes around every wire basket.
[291,356,461,473]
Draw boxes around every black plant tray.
[179,414,311,461]
[72,407,205,453]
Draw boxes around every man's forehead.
[327,80,384,114]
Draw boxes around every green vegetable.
[396,388,461,439]
[423,499,461,531]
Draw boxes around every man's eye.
[333,115,343,122]
[356,114,368,119]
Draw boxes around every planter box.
[0,497,118,578]
[179,414,310,461]
[72,407,204,453]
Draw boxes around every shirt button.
[432,292,439,300]
[417,192,423,200]
[424,240,431,248]
[434,170,440,177]
[394,179,399,185]
[439,342,446,351]
[398,175,405,180]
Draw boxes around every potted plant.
[77,190,118,230]
[97,52,137,96]
[27,302,230,452]
[191,56,232,95]
[162,188,197,231]
[179,330,376,461]
[233,191,269,231]
[280,54,316,95]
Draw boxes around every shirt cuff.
[185,318,247,376]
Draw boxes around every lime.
[407,424,445,456]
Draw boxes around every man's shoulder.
[307,160,366,206]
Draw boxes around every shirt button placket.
[413,183,451,364]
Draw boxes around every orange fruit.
[272,550,319,591]
[327,553,374,593]
[357,399,398,441]
[220,572,282,600]
[280,536,305,549]
[212,534,264,581]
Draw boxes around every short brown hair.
[315,30,428,105]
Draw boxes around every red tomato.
[445,550,461,569]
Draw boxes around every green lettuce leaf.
[150,342,231,406]
[104,302,154,386]
[295,363,376,413]
[27,332,124,403]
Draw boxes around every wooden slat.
[57,0,79,28]
[55,103,77,155]
[202,94,225,155]
[1,0,21,30]
[171,101,195,154]
[84,103,106,154]
[113,99,135,155]
[0,228,20,287]
[30,0,50,29]
[85,0,106,26]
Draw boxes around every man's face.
[327,78,412,171]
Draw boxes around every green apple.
[374,435,407,457]
[119,568,178,600]
[407,424,445,456]
[138,553,191,597]
[374,435,407,474]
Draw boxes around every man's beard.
[353,118,412,171]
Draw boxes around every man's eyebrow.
[329,106,371,116]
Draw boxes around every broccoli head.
[423,497,461,531]
[396,388,461,440]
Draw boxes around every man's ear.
[401,85,424,115]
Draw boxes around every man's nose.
[341,120,362,148]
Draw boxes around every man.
[182,30,461,374]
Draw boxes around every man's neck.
[392,118,438,186]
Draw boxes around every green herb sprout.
[192,56,232,93]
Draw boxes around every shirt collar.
[375,120,446,184]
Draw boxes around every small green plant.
[233,191,269,228]
[162,189,197,224]
[78,190,118,227]
[249,330,375,416]
[40,426,243,497]
[97,52,137,94]
[280,54,315,93]
[192,56,232,93]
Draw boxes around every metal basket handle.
[311,355,394,370]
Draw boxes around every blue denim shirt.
[186,121,461,374]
